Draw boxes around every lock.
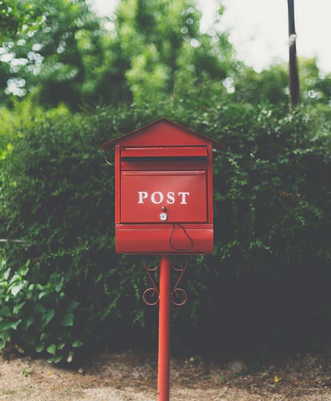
[159,212,168,221]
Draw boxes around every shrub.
[1,100,331,358]
[0,258,82,363]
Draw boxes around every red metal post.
[158,256,171,401]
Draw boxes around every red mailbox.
[101,118,224,255]
[102,118,224,401]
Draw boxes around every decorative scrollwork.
[143,259,188,306]
[143,288,159,306]
[171,259,188,306]
[171,288,188,306]
[143,260,159,306]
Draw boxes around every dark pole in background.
[287,0,300,107]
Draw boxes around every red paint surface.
[121,146,207,158]
[120,171,207,224]
[158,256,171,401]
[115,225,213,254]
[207,143,214,223]
[115,145,120,224]
[121,159,207,171]
[102,118,224,255]
[101,118,225,151]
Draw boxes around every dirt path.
[1,350,331,400]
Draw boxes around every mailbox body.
[102,118,224,255]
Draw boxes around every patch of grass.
[1,389,16,395]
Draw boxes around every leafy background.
[0,0,331,364]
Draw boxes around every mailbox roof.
[101,117,225,151]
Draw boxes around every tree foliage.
[0,0,238,107]
[1,0,331,109]
[112,0,235,103]
[0,0,108,108]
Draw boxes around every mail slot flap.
[121,159,207,171]
[121,146,207,158]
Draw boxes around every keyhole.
[160,212,168,221]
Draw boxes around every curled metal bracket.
[142,259,188,306]
[171,260,188,306]
[143,261,159,306]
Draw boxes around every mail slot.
[101,118,224,254]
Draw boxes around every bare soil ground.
[1,349,331,400]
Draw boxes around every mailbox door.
[120,170,207,223]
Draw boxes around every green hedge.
[1,101,331,360]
